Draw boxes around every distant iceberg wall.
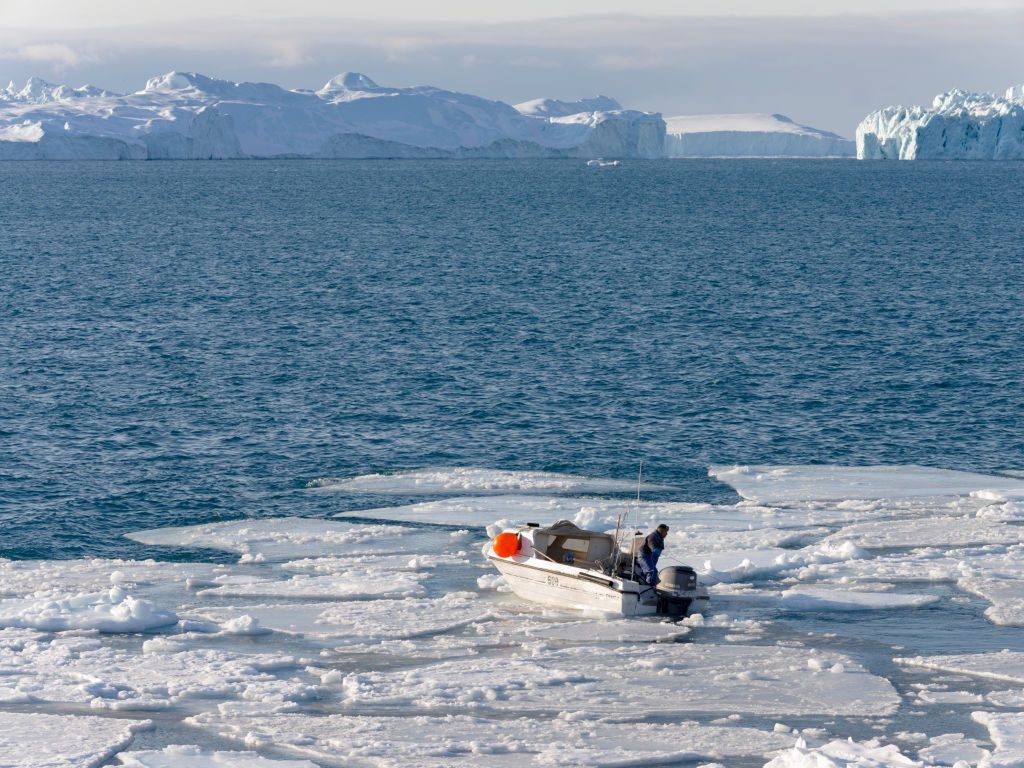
[857,85,1024,160]
[663,114,854,158]
[0,72,666,160]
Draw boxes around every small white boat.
[586,159,621,167]
[484,520,709,617]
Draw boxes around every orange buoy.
[492,532,520,558]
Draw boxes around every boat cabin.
[527,520,616,570]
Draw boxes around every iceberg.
[0,71,664,160]
[664,113,854,157]
[857,85,1024,160]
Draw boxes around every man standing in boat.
[638,524,669,586]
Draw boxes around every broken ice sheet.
[0,634,308,711]
[187,710,796,767]
[196,569,427,600]
[897,650,1024,684]
[127,518,457,562]
[824,518,1024,549]
[971,711,1024,768]
[193,594,494,642]
[0,711,151,768]
[333,643,899,717]
[307,466,674,495]
[116,745,319,768]
[709,464,1024,504]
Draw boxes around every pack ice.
[0,72,664,160]
[858,84,1024,159]
[664,113,854,158]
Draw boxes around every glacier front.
[857,84,1024,160]
[663,113,854,158]
[0,71,664,160]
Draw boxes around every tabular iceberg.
[857,85,1024,160]
[0,71,664,160]
[663,113,854,158]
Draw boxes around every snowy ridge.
[0,71,664,160]
[664,113,854,158]
[857,84,1024,160]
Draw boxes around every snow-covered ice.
[116,745,318,768]
[971,711,1024,767]
[311,467,671,495]
[189,710,796,767]
[858,84,1024,160]
[0,711,150,768]
[127,518,453,562]
[664,113,854,157]
[334,643,900,716]
[194,594,492,642]
[897,651,1024,685]
[764,737,924,767]
[196,569,427,599]
[825,519,1024,550]
[709,465,1024,504]
[0,587,178,632]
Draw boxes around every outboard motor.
[655,565,699,617]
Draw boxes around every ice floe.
[0,711,151,768]
[971,711,1024,768]
[127,518,454,562]
[0,586,178,632]
[194,594,492,642]
[897,651,1024,685]
[196,569,427,599]
[775,587,939,612]
[764,737,923,767]
[309,467,671,495]
[710,465,1024,504]
[188,710,795,767]
[334,643,899,716]
[0,634,306,710]
[824,519,1024,550]
[116,745,318,768]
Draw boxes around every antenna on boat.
[631,460,643,582]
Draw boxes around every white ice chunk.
[197,569,427,599]
[194,594,493,641]
[696,540,869,584]
[127,518,454,562]
[897,651,1024,685]
[188,711,795,767]
[334,643,899,716]
[0,711,150,768]
[915,689,984,704]
[777,587,939,612]
[117,745,318,768]
[918,732,990,765]
[971,711,1024,768]
[0,558,224,600]
[764,737,923,767]
[710,464,1024,504]
[0,587,178,632]
[309,467,672,495]
[825,518,1024,549]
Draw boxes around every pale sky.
[1,0,1022,134]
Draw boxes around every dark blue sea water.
[2,159,1023,560]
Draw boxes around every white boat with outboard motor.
[484,519,709,617]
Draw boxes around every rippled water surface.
[2,159,1023,559]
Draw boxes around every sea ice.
[188,710,795,767]
[127,518,453,562]
[0,586,178,632]
[824,519,1024,550]
[695,541,869,584]
[194,594,493,642]
[310,467,672,495]
[196,569,427,599]
[333,643,899,716]
[763,737,924,767]
[116,745,318,768]
[918,733,991,765]
[709,465,1024,504]
[971,711,1024,767]
[0,558,224,600]
[897,651,1024,685]
[0,711,151,768]
[663,113,854,158]
[776,587,939,612]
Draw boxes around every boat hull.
[489,555,707,618]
